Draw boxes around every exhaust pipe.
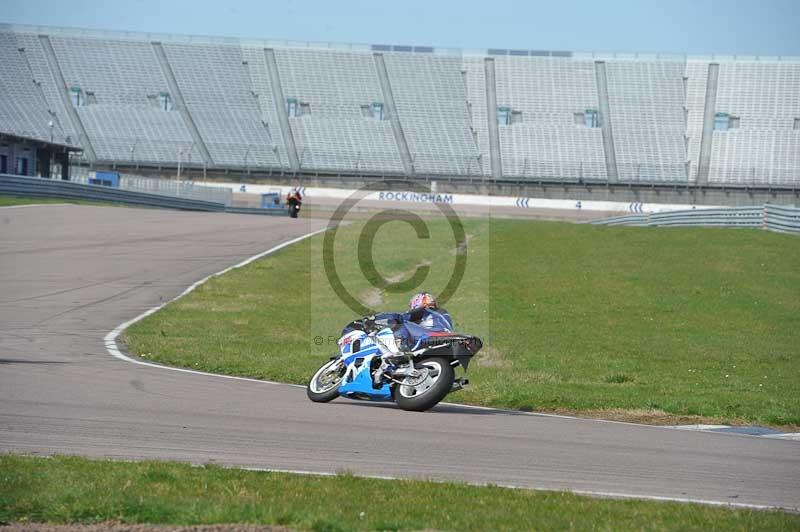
[451,378,469,392]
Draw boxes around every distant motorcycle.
[307,317,482,411]
[286,190,302,218]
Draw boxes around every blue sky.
[3,0,799,56]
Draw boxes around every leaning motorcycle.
[307,319,482,412]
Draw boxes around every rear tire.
[307,359,343,403]
[394,357,454,412]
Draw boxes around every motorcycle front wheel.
[307,358,344,403]
[394,357,454,412]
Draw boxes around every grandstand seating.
[11,33,79,146]
[162,43,279,168]
[606,60,687,181]
[240,46,291,170]
[709,61,800,185]
[493,56,606,179]
[41,35,202,163]
[710,130,800,185]
[290,117,402,173]
[273,48,403,172]
[0,33,69,144]
[1,24,798,186]
[50,36,166,106]
[78,104,200,164]
[383,53,481,175]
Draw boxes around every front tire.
[307,359,344,403]
[394,357,454,412]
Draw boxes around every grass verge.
[124,219,800,427]
[0,194,116,207]
[1,455,797,531]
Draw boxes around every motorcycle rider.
[405,292,453,331]
[340,292,452,386]
[286,188,302,218]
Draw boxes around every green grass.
[0,194,116,207]
[124,219,800,427]
[1,455,796,530]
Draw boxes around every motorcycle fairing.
[337,353,392,400]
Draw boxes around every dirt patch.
[359,287,383,309]
[385,260,432,284]
[450,233,476,256]
[1,524,292,532]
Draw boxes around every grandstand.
[492,55,606,180]
[1,23,799,188]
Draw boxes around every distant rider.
[340,292,453,386]
[286,188,302,218]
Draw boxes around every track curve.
[1,205,798,511]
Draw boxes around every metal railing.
[0,174,226,211]
[70,170,233,206]
[763,204,800,234]
[592,205,800,234]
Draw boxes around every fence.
[0,174,235,213]
[70,170,232,206]
[592,205,800,234]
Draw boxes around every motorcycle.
[307,317,482,411]
[286,192,302,218]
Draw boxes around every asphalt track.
[1,205,798,512]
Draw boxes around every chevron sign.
[515,197,530,208]
[629,202,644,213]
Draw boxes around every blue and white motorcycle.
[307,317,482,411]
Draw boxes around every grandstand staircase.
[38,35,97,162]
[373,53,414,176]
[696,63,720,185]
[263,49,300,171]
[151,41,213,168]
[594,61,618,182]
[483,57,503,179]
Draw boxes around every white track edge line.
[102,223,794,437]
[434,401,799,440]
[0,203,73,209]
[234,466,793,512]
[21,453,798,513]
[104,227,328,388]
[101,225,797,511]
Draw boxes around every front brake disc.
[400,368,429,387]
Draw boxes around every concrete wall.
[79,164,799,207]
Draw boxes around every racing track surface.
[1,205,798,512]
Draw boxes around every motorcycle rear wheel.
[307,359,344,403]
[394,357,454,412]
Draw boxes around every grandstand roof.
[0,131,82,152]
[1,22,798,63]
